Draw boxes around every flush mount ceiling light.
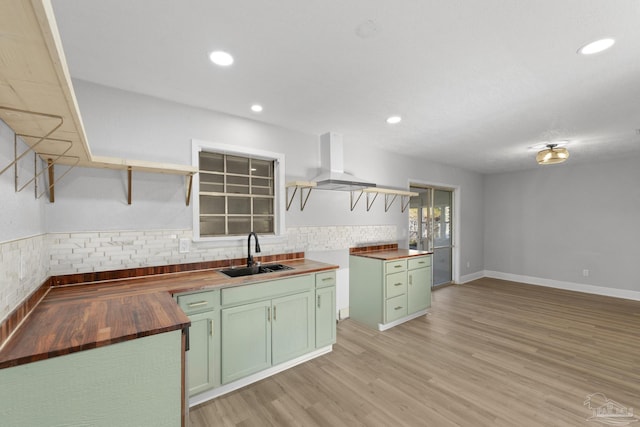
[578,38,615,55]
[536,144,569,165]
[386,115,402,124]
[209,50,234,66]
[251,104,263,113]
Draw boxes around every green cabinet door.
[221,300,272,384]
[315,285,336,348]
[407,266,432,314]
[187,310,219,396]
[272,292,315,365]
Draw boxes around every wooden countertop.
[0,258,337,369]
[350,249,432,261]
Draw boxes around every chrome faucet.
[247,231,261,267]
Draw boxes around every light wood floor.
[189,278,640,426]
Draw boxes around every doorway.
[409,185,454,287]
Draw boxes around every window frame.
[191,139,286,243]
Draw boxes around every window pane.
[251,177,273,196]
[198,149,276,237]
[253,198,273,215]
[200,217,225,236]
[199,152,224,172]
[200,173,224,193]
[227,175,250,194]
[227,155,249,175]
[200,195,225,214]
[251,159,272,177]
[253,216,273,233]
[228,196,250,214]
[228,216,251,235]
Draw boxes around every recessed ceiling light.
[209,51,234,66]
[386,116,402,124]
[251,104,263,113]
[577,38,615,55]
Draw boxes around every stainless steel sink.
[219,263,293,278]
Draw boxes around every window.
[193,140,285,239]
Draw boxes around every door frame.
[408,179,461,285]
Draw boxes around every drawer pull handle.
[418,261,425,264]
[322,277,333,282]
[394,306,403,311]
[394,282,403,287]
[187,301,208,308]
[394,265,402,268]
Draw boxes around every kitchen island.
[0,254,338,426]
[349,244,432,331]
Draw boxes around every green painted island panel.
[0,330,182,427]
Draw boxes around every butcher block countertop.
[0,258,337,369]
[349,243,432,261]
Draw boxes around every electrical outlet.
[582,269,589,277]
[179,238,190,254]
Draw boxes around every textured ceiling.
[51,0,640,174]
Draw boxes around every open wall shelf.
[285,180,417,213]
[0,1,196,205]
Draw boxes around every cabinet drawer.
[385,259,407,274]
[408,256,431,270]
[316,271,336,288]
[385,294,408,323]
[385,271,407,299]
[222,274,314,306]
[177,290,219,315]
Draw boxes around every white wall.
[0,120,49,322]
[45,80,485,276]
[484,155,640,297]
[0,80,485,319]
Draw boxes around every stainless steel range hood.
[311,132,376,191]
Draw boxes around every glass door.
[409,186,454,287]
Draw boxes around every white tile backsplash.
[0,234,48,323]
[1,224,397,322]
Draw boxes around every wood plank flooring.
[189,278,640,426]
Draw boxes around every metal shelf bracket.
[286,181,316,211]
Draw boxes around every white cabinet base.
[377,309,429,331]
[189,345,332,407]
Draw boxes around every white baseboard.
[338,307,349,320]
[189,345,333,407]
[482,270,640,302]
[458,270,485,284]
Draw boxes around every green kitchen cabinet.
[175,290,220,397]
[350,254,431,331]
[315,271,337,348]
[271,292,315,365]
[186,310,219,395]
[220,274,316,384]
[407,257,432,314]
[221,299,272,384]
